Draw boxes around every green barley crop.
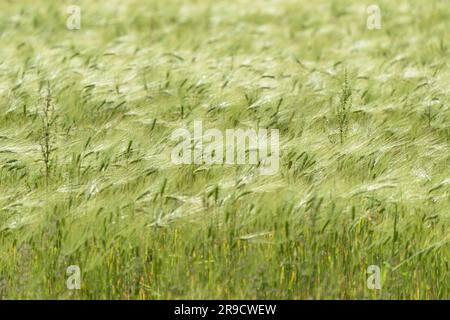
[0,0,448,299]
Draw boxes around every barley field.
[0,0,449,299]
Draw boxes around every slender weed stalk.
[38,82,57,187]
[336,70,352,144]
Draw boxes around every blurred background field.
[0,0,448,299]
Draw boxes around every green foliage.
[0,0,448,299]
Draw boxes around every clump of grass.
[0,0,448,300]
